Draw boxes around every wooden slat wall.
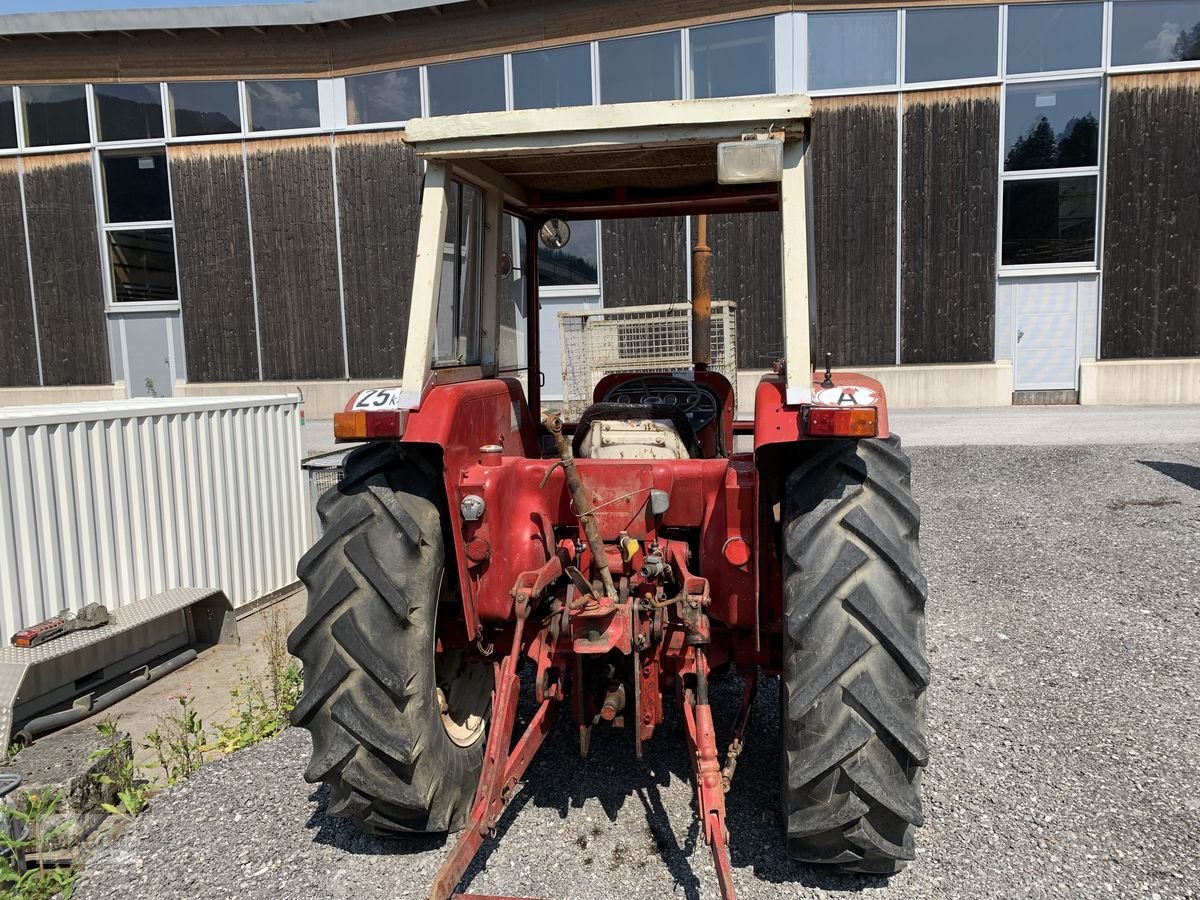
[245,137,344,380]
[170,142,260,382]
[704,212,782,368]
[811,95,897,367]
[21,154,109,386]
[334,132,421,379]
[0,160,39,387]
[600,217,687,307]
[901,86,999,364]
[1102,71,1200,359]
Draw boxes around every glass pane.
[434,182,484,366]
[1006,2,1102,74]
[95,82,163,142]
[21,85,89,147]
[102,150,171,223]
[691,18,775,99]
[245,80,320,132]
[1001,176,1097,265]
[599,32,683,104]
[539,220,599,287]
[0,88,15,150]
[427,57,506,116]
[499,214,528,372]
[346,68,421,124]
[1004,80,1101,171]
[108,229,178,303]
[512,44,593,109]
[905,6,999,83]
[808,11,898,90]
[1112,0,1200,65]
[168,82,241,136]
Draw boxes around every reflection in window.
[95,83,164,142]
[21,85,89,147]
[427,57,506,116]
[108,229,178,303]
[346,68,421,124]
[102,150,171,223]
[1006,2,1102,74]
[0,88,15,150]
[245,80,320,132]
[168,82,241,136]
[512,44,593,109]
[599,32,683,104]
[1112,0,1200,65]
[690,18,775,99]
[538,220,599,287]
[808,11,898,90]
[1002,177,1097,265]
[435,181,483,366]
[499,214,528,372]
[1004,81,1101,171]
[905,6,999,83]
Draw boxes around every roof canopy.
[403,95,812,219]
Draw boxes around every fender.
[752,372,891,451]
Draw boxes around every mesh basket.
[557,301,737,420]
[302,454,347,538]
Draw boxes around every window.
[512,45,593,109]
[499,214,528,373]
[245,79,320,132]
[427,57,506,116]
[904,6,999,84]
[808,11,898,91]
[435,181,483,366]
[1006,2,1103,74]
[20,85,89,147]
[1004,80,1101,171]
[539,220,599,288]
[346,68,421,125]
[101,150,171,223]
[599,32,683,104]
[1112,0,1200,65]
[690,18,775,99]
[167,82,241,137]
[95,83,164,142]
[1001,177,1097,265]
[0,88,15,150]
[107,229,178,303]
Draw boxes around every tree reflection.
[1006,113,1099,170]
[1174,22,1200,60]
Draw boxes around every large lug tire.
[779,435,929,874]
[288,442,491,835]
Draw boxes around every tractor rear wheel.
[288,442,492,834]
[779,435,929,874]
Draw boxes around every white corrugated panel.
[0,395,310,638]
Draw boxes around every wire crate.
[301,451,348,538]
[557,301,737,420]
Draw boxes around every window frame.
[805,9,901,96]
[900,6,1003,90]
[92,81,168,145]
[537,220,603,298]
[1003,1,1106,78]
[242,78,328,136]
[165,80,245,141]
[687,16,777,100]
[1107,0,1200,72]
[597,28,687,105]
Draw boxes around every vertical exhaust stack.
[692,214,712,371]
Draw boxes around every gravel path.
[77,444,1200,900]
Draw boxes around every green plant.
[89,718,151,820]
[0,789,79,900]
[212,608,303,753]
[143,690,207,785]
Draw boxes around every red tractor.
[288,94,928,899]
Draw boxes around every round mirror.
[498,251,513,280]
[538,218,571,250]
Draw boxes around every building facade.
[0,0,1197,413]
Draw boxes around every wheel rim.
[435,650,492,748]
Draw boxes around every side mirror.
[539,218,571,249]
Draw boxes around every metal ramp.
[0,587,238,748]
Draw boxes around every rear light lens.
[804,406,878,438]
[333,410,407,441]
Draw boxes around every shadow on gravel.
[1139,460,1200,490]
[306,785,449,856]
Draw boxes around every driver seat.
[572,403,701,460]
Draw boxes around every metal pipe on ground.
[14,647,199,746]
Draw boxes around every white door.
[1002,276,1098,392]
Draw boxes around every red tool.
[10,603,110,648]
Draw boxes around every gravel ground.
[77,443,1200,900]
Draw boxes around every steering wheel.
[602,375,720,433]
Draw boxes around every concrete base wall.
[175,379,374,419]
[735,362,1014,413]
[1079,357,1200,405]
[0,383,127,408]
